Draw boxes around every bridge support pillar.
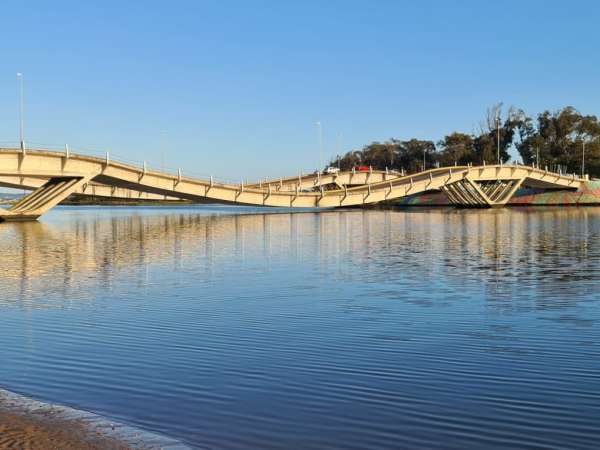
[441,177,526,208]
[0,174,96,222]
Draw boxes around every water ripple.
[0,206,599,449]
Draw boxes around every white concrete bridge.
[0,147,586,222]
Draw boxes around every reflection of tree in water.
[0,208,598,312]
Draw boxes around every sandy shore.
[0,388,190,450]
[0,409,131,449]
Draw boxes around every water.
[1,205,599,449]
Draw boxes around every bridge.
[246,169,400,191]
[0,147,587,222]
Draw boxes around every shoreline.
[0,388,190,450]
[0,409,129,450]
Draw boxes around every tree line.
[328,106,600,178]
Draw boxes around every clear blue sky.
[1,1,599,180]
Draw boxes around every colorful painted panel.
[391,181,600,206]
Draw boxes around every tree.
[399,139,437,172]
[512,110,538,164]
[438,133,476,166]
[473,103,515,164]
[514,107,600,176]
[328,105,600,178]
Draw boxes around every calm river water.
[1,206,599,449]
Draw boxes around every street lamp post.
[582,140,586,177]
[316,121,323,172]
[337,132,343,169]
[160,130,168,173]
[17,72,24,152]
[496,115,501,164]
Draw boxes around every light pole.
[17,73,24,151]
[423,146,426,171]
[337,132,343,168]
[160,130,167,173]
[582,140,586,177]
[496,115,501,164]
[316,121,323,171]
[581,133,592,178]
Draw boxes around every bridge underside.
[441,178,526,208]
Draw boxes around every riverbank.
[0,389,190,450]
[0,409,129,449]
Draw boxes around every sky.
[1,1,599,180]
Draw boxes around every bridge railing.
[0,142,590,188]
[1,141,243,187]
[2,142,376,189]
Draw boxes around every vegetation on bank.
[329,106,600,177]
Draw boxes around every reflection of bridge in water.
[0,148,587,221]
[1,207,596,308]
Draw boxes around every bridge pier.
[1,175,96,222]
[441,177,526,208]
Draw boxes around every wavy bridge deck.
[0,148,587,221]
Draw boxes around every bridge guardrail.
[1,141,241,187]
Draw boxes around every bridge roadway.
[0,148,586,221]
[246,169,401,191]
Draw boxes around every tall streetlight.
[17,73,24,151]
[316,121,323,171]
[496,115,501,164]
[582,137,589,178]
[337,132,343,168]
[582,140,585,177]
[581,133,592,178]
[160,130,167,173]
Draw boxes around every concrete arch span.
[0,148,586,221]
